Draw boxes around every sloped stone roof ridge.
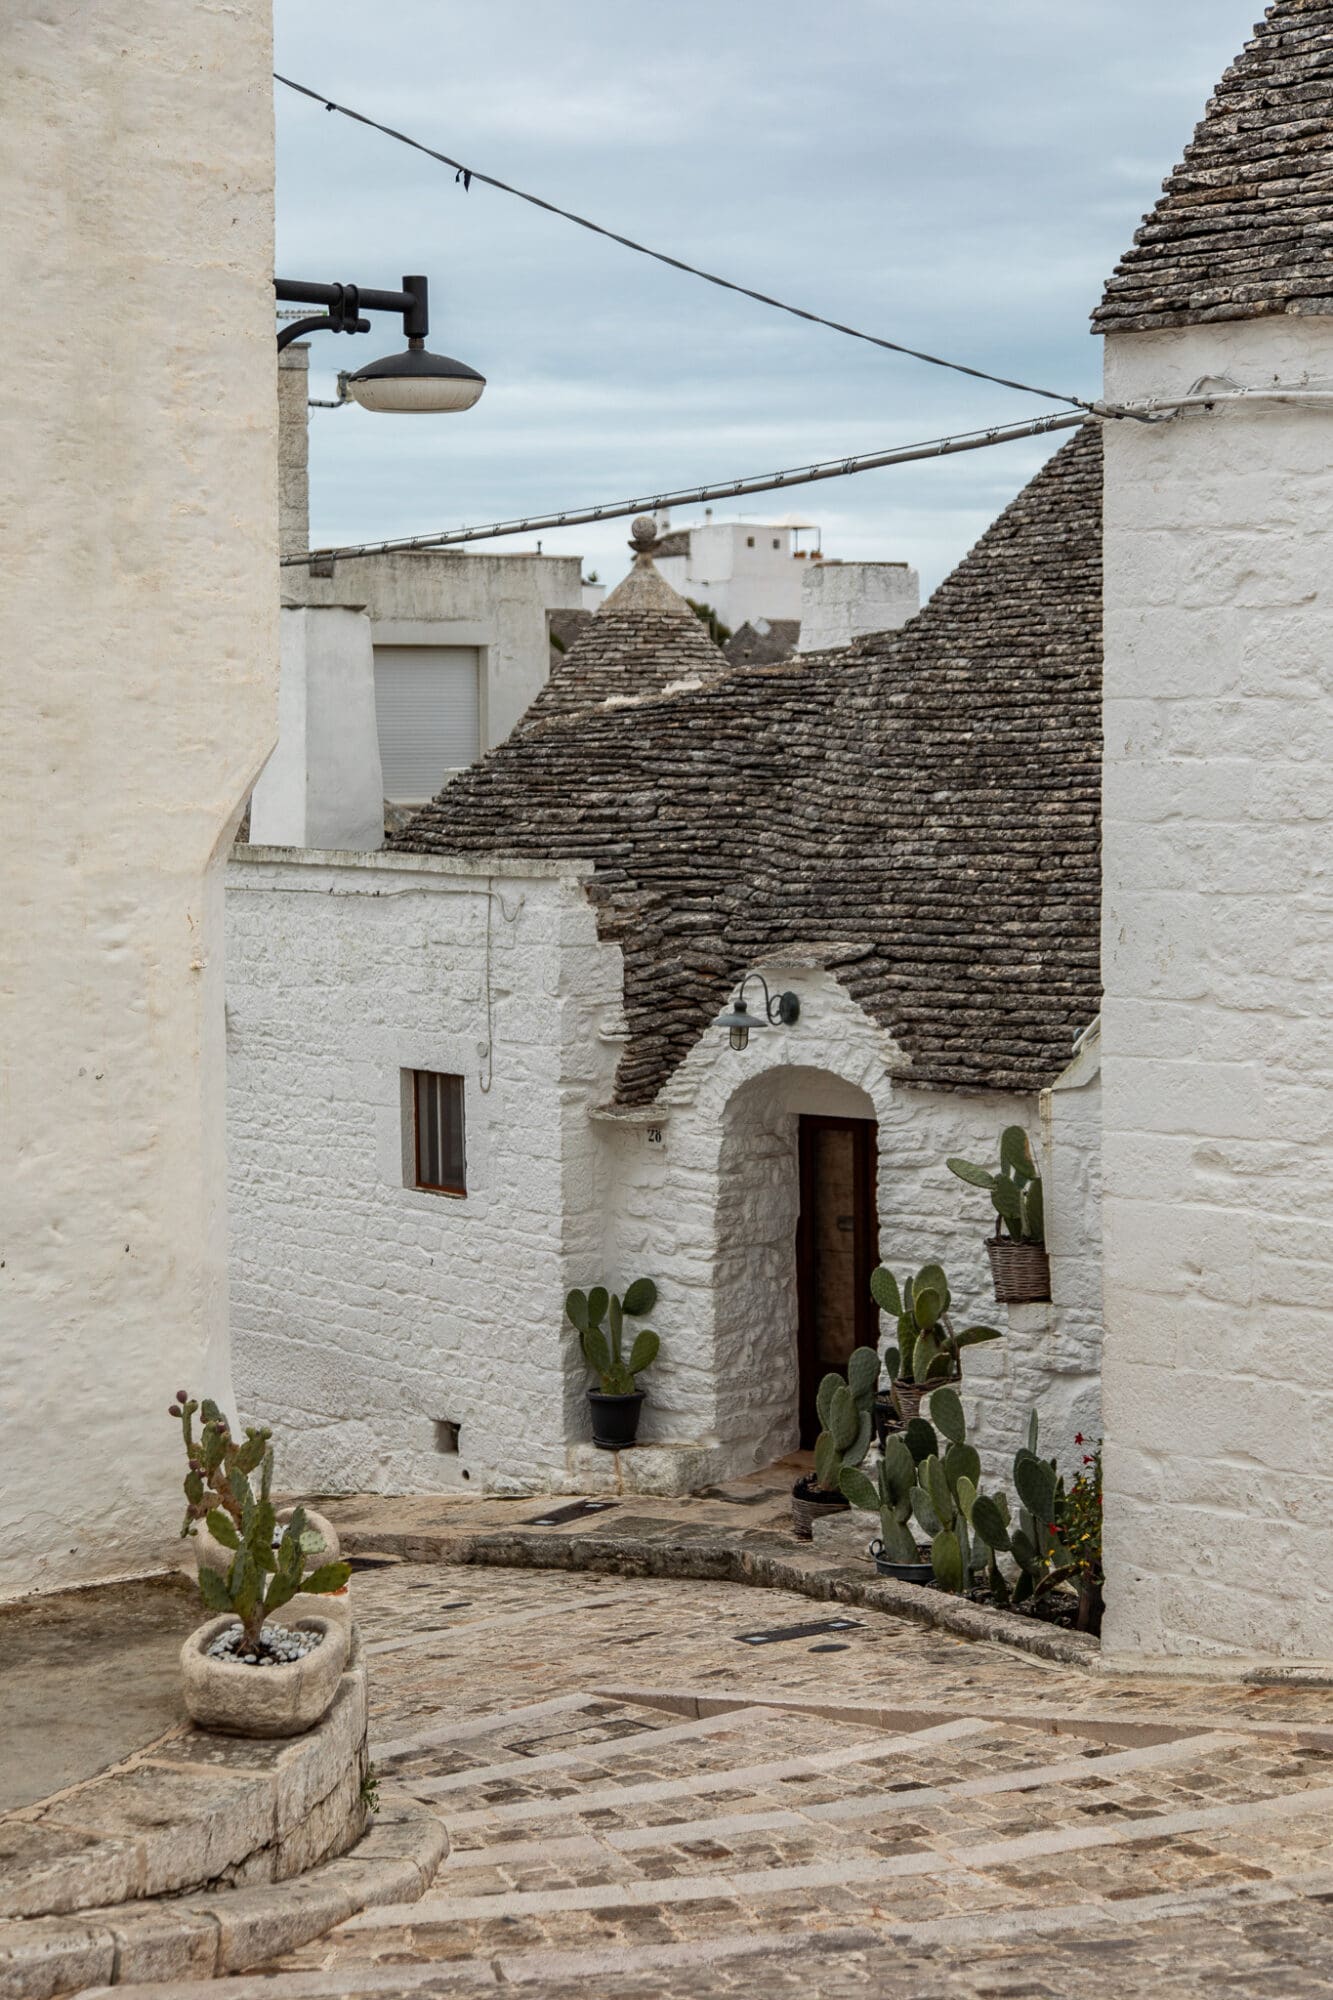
[516,547,727,736]
[392,428,1103,1105]
[725,619,801,668]
[1095,0,1333,332]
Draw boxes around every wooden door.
[795,1116,880,1447]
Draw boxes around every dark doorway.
[795,1115,880,1447]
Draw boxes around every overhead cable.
[281,409,1090,567]
[273,72,1095,414]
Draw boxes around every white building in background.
[653,511,821,628]
[276,348,583,817]
[2,0,277,1598]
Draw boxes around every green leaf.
[912,1286,943,1332]
[1000,1126,1035,1183]
[846,1411,873,1469]
[232,1550,262,1622]
[302,1561,352,1596]
[971,1494,1011,1553]
[930,1386,965,1445]
[1014,1453,1057,1523]
[954,1474,977,1524]
[879,1516,921,1565]
[564,1289,589,1334]
[988,1553,1011,1608]
[586,1287,609,1329]
[916,1263,952,1313]
[839,1465,880,1513]
[298,1529,326,1555]
[944,1441,981,1493]
[903,1417,937,1464]
[814,1433,841,1492]
[912,1332,941,1384]
[1026,1409,1040,1454]
[991,1177,1022,1226]
[828,1383,859,1452]
[1010,1528,1039,1572]
[882,1343,900,1382]
[581,1326,612,1376]
[205,1507,238,1549]
[946,1158,995,1190]
[869,1266,901,1316]
[847,1346,880,1400]
[622,1277,657,1318]
[955,1324,1003,1349]
[626,1328,659,1377]
[924,1455,952,1526]
[197,1567,233,1615]
[910,1484,942,1539]
[608,1294,623,1343]
[263,1572,299,1615]
[931,1528,965,1593]
[924,1351,955,1383]
[815,1373,842,1432]
[881,1435,917,1502]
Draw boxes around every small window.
[772,538,780,549]
[411,1070,466,1195]
[746,535,755,548]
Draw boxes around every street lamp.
[715,974,801,1052]
[274,274,485,415]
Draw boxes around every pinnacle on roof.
[1095,0,1333,334]
[512,515,728,736]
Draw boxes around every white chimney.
[249,606,384,851]
[797,561,920,653]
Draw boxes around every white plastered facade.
[226,854,1102,1498]
[1100,316,1333,1666]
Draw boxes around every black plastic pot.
[587,1389,645,1450]
[869,1539,934,1585]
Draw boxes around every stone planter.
[181,1614,348,1738]
[193,1505,348,1629]
[986,1234,1051,1305]
[587,1389,644,1449]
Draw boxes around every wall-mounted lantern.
[715,974,801,1052]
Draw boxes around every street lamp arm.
[277,312,369,353]
[273,276,430,342]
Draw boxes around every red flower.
[1074,1433,1084,1445]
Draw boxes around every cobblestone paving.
[162,1558,1333,2000]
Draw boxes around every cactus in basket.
[565,1280,660,1393]
[812,1345,880,1495]
[946,1126,1044,1245]
[869,1262,1002,1398]
[167,1393,350,1653]
[838,1411,937,1564]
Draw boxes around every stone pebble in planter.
[182,1613,349,1738]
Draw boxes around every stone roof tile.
[392,432,1103,1105]
[1094,1,1333,332]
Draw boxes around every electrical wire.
[274,72,1095,414]
[280,408,1089,567]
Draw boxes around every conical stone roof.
[393,432,1103,1107]
[1095,0,1333,333]
[516,517,727,737]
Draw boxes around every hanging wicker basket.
[891,1374,960,1425]
[986,1234,1051,1305]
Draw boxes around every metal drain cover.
[735,1617,863,1646]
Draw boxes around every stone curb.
[0,1791,446,2000]
[337,1523,1103,1669]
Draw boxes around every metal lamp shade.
[716,1000,766,1050]
[346,346,486,414]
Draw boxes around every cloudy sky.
[275,0,1261,597]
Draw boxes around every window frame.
[409,1068,467,1198]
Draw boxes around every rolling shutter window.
[373,646,481,801]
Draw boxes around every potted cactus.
[869,1262,1001,1422]
[838,1414,938,1579]
[946,1126,1050,1304]
[170,1392,352,1737]
[792,1346,878,1538]
[566,1280,660,1449]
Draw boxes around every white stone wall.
[227,890,1103,1500]
[1101,318,1333,1664]
[250,608,385,853]
[798,563,921,653]
[225,849,620,1496]
[0,0,277,1598]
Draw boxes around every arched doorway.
[795,1115,880,1445]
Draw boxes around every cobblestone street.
[98,1550,1333,2000]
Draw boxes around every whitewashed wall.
[0,0,277,1598]
[227,898,1103,1499]
[1101,317,1333,1664]
[226,849,619,1496]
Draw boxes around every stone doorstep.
[0,1791,446,2000]
[0,1657,369,1923]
